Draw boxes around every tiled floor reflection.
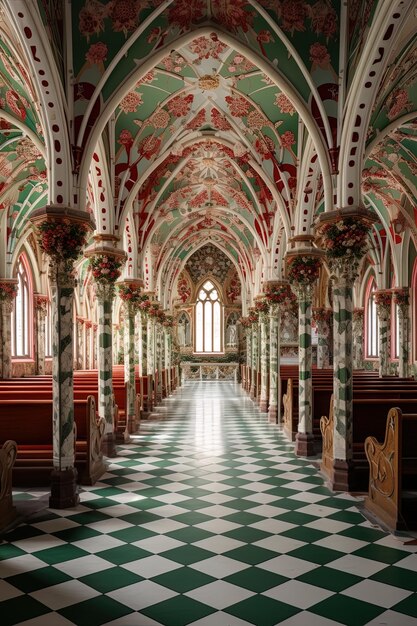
[2,381,417,625]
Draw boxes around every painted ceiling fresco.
[1,1,417,302]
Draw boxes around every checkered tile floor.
[2,382,417,625]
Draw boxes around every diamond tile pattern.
[2,381,417,625]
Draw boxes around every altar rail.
[181,362,238,382]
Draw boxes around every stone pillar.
[156,321,163,402]
[30,207,93,508]
[86,245,126,457]
[258,303,270,413]
[352,308,364,370]
[316,207,374,490]
[286,251,322,458]
[141,313,147,377]
[0,281,17,379]
[313,308,332,369]
[85,321,92,369]
[268,304,280,423]
[375,290,392,378]
[250,320,259,399]
[293,283,315,456]
[34,295,48,375]
[165,328,171,393]
[75,317,84,369]
[394,289,410,378]
[92,324,98,369]
[246,326,252,392]
[124,302,137,432]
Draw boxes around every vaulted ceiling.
[1,1,417,303]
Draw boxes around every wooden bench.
[320,396,417,491]
[0,396,106,486]
[364,407,417,531]
[0,440,17,532]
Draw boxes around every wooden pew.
[320,396,417,491]
[0,440,17,531]
[364,407,417,531]
[0,396,106,486]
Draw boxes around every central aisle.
[3,382,417,625]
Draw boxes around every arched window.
[12,256,32,358]
[366,279,379,358]
[195,280,222,353]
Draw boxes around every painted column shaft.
[141,313,147,376]
[332,275,354,462]
[352,310,364,370]
[297,290,313,435]
[50,261,76,469]
[268,306,280,422]
[377,307,390,377]
[124,304,136,418]
[317,318,331,369]
[259,315,269,411]
[398,304,410,378]
[250,323,258,398]
[35,306,47,375]
[1,300,13,379]
[96,283,114,434]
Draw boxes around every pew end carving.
[283,378,295,440]
[0,440,17,531]
[320,394,334,478]
[365,407,417,531]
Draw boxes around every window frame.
[194,279,223,354]
[12,254,34,360]
[365,277,379,359]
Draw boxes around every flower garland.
[37,220,88,260]
[138,294,151,315]
[353,308,364,322]
[118,283,142,304]
[393,289,409,307]
[163,314,174,328]
[374,291,392,308]
[264,284,296,306]
[89,254,123,284]
[287,256,321,285]
[318,217,369,259]
[312,307,332,323]
[147,303,161,319]
[239,316,252,328]
[0,282,18,301]
[254,299,269,314]
[248,308,259,324]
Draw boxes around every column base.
[127,414,139,434]
[295,432,316,457]
[49,468,79,509]
[327,458,355,492]
[101,432,118,458]
[249,387,256,399]
[259,399,268,413]
[268,404,278,423]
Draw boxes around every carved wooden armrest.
[0,440,17,501]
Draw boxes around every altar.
[181,362,239,382]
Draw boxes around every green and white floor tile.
[2,382,417,625]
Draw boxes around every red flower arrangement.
[163,315,174,328]
[118,283,142,304]
[393,289,409,307]
[255,299,269,314]
[37,220,88,260]
[138,294,151,315]
[318,217,369,259]
[374,291,392,308]
[0,282,18,301]
[147,303,161,319]
[264,284,296,306]
[89,255,123,284]
[239,316,252,328]
[248,308,259,324]
[287,256,321,285]
[312,307,332,323]
[353,308,364,322]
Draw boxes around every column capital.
[0,279,18,307]
[392,287,409,308]
[34,294,49,312]
[375,290,392,317]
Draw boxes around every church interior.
[1,1,417,624]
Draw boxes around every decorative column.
[85,321,92,369]
[316,208,374,490]
[249,309,259,399]
[255,299,270,413]
[245,322,252,392]
[0,281,18,379]
[34,295,49,374]
[394,289,410,378]
[263,282,294,423]
[85,240,126,457]
[31,207,93,508]
[164,315,174,393]
[313,307,332,369]
[75,317,84,369]
[118,281,143,433]
[286,251,322,457]
[352,308,365,369]
[92,323,98,369]
[375,290,392,378]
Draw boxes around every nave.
[2,382,417,626]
